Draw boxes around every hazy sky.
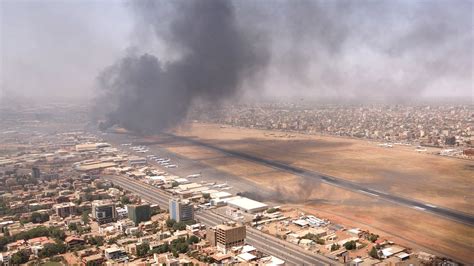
[1,0,131,101]
[1,0,473,103]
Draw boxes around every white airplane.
[213,183,228,188]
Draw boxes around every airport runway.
[163,133,474,227]
[104,175,338,266]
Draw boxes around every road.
[162,133,474,227]
[104,175,340,266]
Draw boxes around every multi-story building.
[31,167,41,179]
[169,198,194,223]
[54,202,76,218]
[92,200,117,224]
[207,222,246,253]
[127,203,151,225]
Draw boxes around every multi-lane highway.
[104,175,340,266]
[163,133,474,227]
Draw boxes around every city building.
[127,203,151,225]
[31,167,41,179]
[169,198,194,223]
[54,202,76,218]
[226,197,268,213]
[92,200,117,224]
[208,222,246,253]
[128,156,147,166]
[104,246,128,262]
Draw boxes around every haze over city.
[0,0,473,265]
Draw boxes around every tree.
[187,235,199,245]
[3,227,10,237]
[120,196,131,205]
[369,246,379,259]
[173,222,186,231]
[367,233,379,243]
[82,211,90,224]
[266,208,278,214]
[202,193,210,200]
[136,242,150,257]
[170,238,188,254]
[302,233,324,244]
[84,192,93,202]
[30,212,49,223]
[87,236,104,247]
[343,240,357,250]
[151,243,170,254]
[68,223,79,232]
[11,250,30,264]
[166,218,176,229]
[39,242,67,258]
[49,227,66,241]
[330,243,340,251]
[316,238,325,245]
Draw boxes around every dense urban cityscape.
[0,103,471,265]
[2,0,473,265]
[191,103,473,158]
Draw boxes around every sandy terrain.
[173,123,474,214]
[141,122,474,263]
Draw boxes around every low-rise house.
[65,236,85,248]
[104,246,128,262]
[82,253,104,266]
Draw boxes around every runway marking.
[370,189,388,195]
[358,189,379,197]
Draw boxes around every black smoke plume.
[96,0,268,133]
[95,0,472,132]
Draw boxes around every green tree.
[11,250,30,264]
[343,240,357,250]
[30,212,49,223]
[120,196,131,205]
[151,243,170,254]
[68,223,79,231]
[170,238,189,254]
[39,242,67,258]
[187,235,199,245]
[136,242,150,257]
[266,207,278,213]
[81,211,90,224]
[369,246,379,259]
[316,238,325,245]
[166,218,176,228]
[49,227,66,241]
[330,243,340,251]
[173,222,186,231]
[367,233,379,243]
[87,236,104,247]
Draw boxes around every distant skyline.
[1,0,473,103]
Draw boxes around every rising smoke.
[96,0,472,132]
[96,0,268,133]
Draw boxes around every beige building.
[54,202,76,218]
[207,222,246,253]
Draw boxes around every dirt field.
[146,122,474,263]
[173,123,474,214]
